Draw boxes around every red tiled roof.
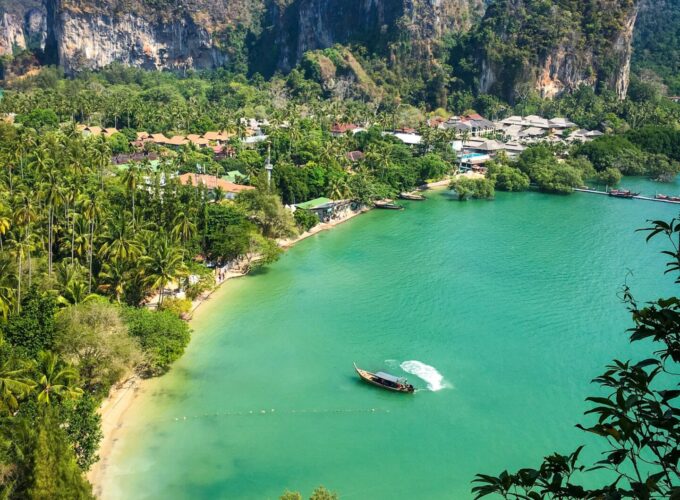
[331,123,358,134]
[178,174,255,193]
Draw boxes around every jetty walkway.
[573,188,680,205]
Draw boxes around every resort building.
[177,173,255,200]
[295,197,354,223]
[331,123,360,136]
[441,114,496,136]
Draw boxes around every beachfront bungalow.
[178,173,255,200]
[331,123,359,136]
[166,135,189,147]
[391,132,422,146]
[213,145,236,159]
[203,131,233,144]
[502,142,526,158]
[295,197,354,223]
[103,127,119,138]
[186,134,210,147]
[150,133,170,145]
[442,114,496,137]
[82,126,103,137]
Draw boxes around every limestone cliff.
[48,0,265,72]
[477,0,639,101]
[1,0,643,101]
[0,0,47,57]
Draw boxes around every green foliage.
[3,289,57,357]
[15,109,59,130]
[595,167,622,187]
[123,308,191,376]
[59,394,103,471]
[27,411,93,499]
[107,133,130,155]
[576,136,645,173]
[449,177,495,201]
[157,297,192,318]
[487,162,530,192]
[517,146,584,194]
[53,301,141,396]
[294,209,319,232]
[625,126,680,161]
[237,189,297,240]
[473,217,680,499]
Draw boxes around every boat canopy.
[375,372,406,383]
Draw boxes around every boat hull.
[354,365,414,393]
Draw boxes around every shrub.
[294,209,319,232]
[54,301,142,395]
[158,297,192,317]
[122,308,191,376]
[449,177,495,200]
[487,163,530,191]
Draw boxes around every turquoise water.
[103,178,679,499]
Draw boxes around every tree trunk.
[88,221,94,293]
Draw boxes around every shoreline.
[86,205,370,497]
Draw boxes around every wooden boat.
[374,199,404,210]
[656,194,669,200]
[670,196,680,202]
[609,189,639,199]
[354,363,415,393]
[399,192,426,201]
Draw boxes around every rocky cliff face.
[1,0,642,101]
[47,0,265,72]
[0,0,47,57]
[477,0,639,101]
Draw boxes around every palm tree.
[77,191,103,292]
[141,237,186,305]
[0,207,10,251]
[40,172,65,276]
[97,260,128,303]
[6,230,34,312]
[0,259,17,319]
[122,165,141,222]
[98,211,143,264]
[33,351,83,405]
[171,211,198,248]
[0,353,35,414]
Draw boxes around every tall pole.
[265,144,273,188]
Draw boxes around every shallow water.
[103,178,679,499]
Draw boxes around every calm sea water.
[102,179,679,499]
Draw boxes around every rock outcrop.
[1,0,643,100]
[0,0,47,57]
[477,0,639,101]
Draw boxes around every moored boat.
[609,189,639,199]
[656,194,669,200]
[399,192,426,201]
[354,363,415,393]
[374,199,404,210]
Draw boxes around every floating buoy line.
[164,407,392,423]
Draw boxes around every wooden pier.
[573,188,680,205]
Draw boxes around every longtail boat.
[354,363,415,393]
[656,194,669,200]
[609,189,639,199]
[374,199,404,210]
[399,192,426,201]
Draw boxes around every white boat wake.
[399,360,451,391]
